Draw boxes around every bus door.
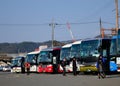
[52,49,60,73]
[99,39,111,72]
[116,30,120,72]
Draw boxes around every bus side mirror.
[53,57,57,64]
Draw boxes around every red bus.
[37,47,61,73]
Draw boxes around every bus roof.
[41,47,61,52]
[27,50,40,55]
[81,38,110,42]
[62,43,72,48]
[72,40,82,45]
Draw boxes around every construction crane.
[66,22,76,42]
[100,28,116,38]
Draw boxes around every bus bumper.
[80,66,97,72]
[11,67,21,73]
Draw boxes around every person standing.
[72,57,77,76]
[25,62,30,75]
[21,57,25,73]
[62,58,67,76]
[97,54,106,79]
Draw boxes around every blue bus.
[11,56,25,73]
[110,30,120,72]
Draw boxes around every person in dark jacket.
[21,57,25,73]
[62,58,67,76]
[72,57,77,76]
[97,54,106,79]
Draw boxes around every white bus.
[25,45,47,73]
[70,40,82,72]
[79,38,111,73]
[60,43,72,72]
[60,40,82,73]
[25,51,40,72]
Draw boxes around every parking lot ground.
[0,72,120,86]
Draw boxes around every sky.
[0,0,119,43]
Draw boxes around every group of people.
[22,54,106,78]
[62,57,77,76]
[62,54,106,79]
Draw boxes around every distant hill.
[0,40,66,53]
[0,35,111,54]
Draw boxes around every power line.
[79,0,113,21]
[0,21,117,26]
[0,23,49,26]
[102,21,115,25]
[50,21,106,26]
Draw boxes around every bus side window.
[103,50,107,57]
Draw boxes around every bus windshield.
[37,51,52,63]
[118,38,120,54]
[80,40,99,58]
[110,38,120,55]
[70,44,80,58]
[60,47,71,60]
[110,39,117,55]
[26,54,37,64]
[11,58,21,67]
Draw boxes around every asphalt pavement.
[0,72,120,86]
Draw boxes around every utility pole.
[99,18,104,38]
[115,0,119,33]
[49,19,58,48]
[115,0,119,54]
